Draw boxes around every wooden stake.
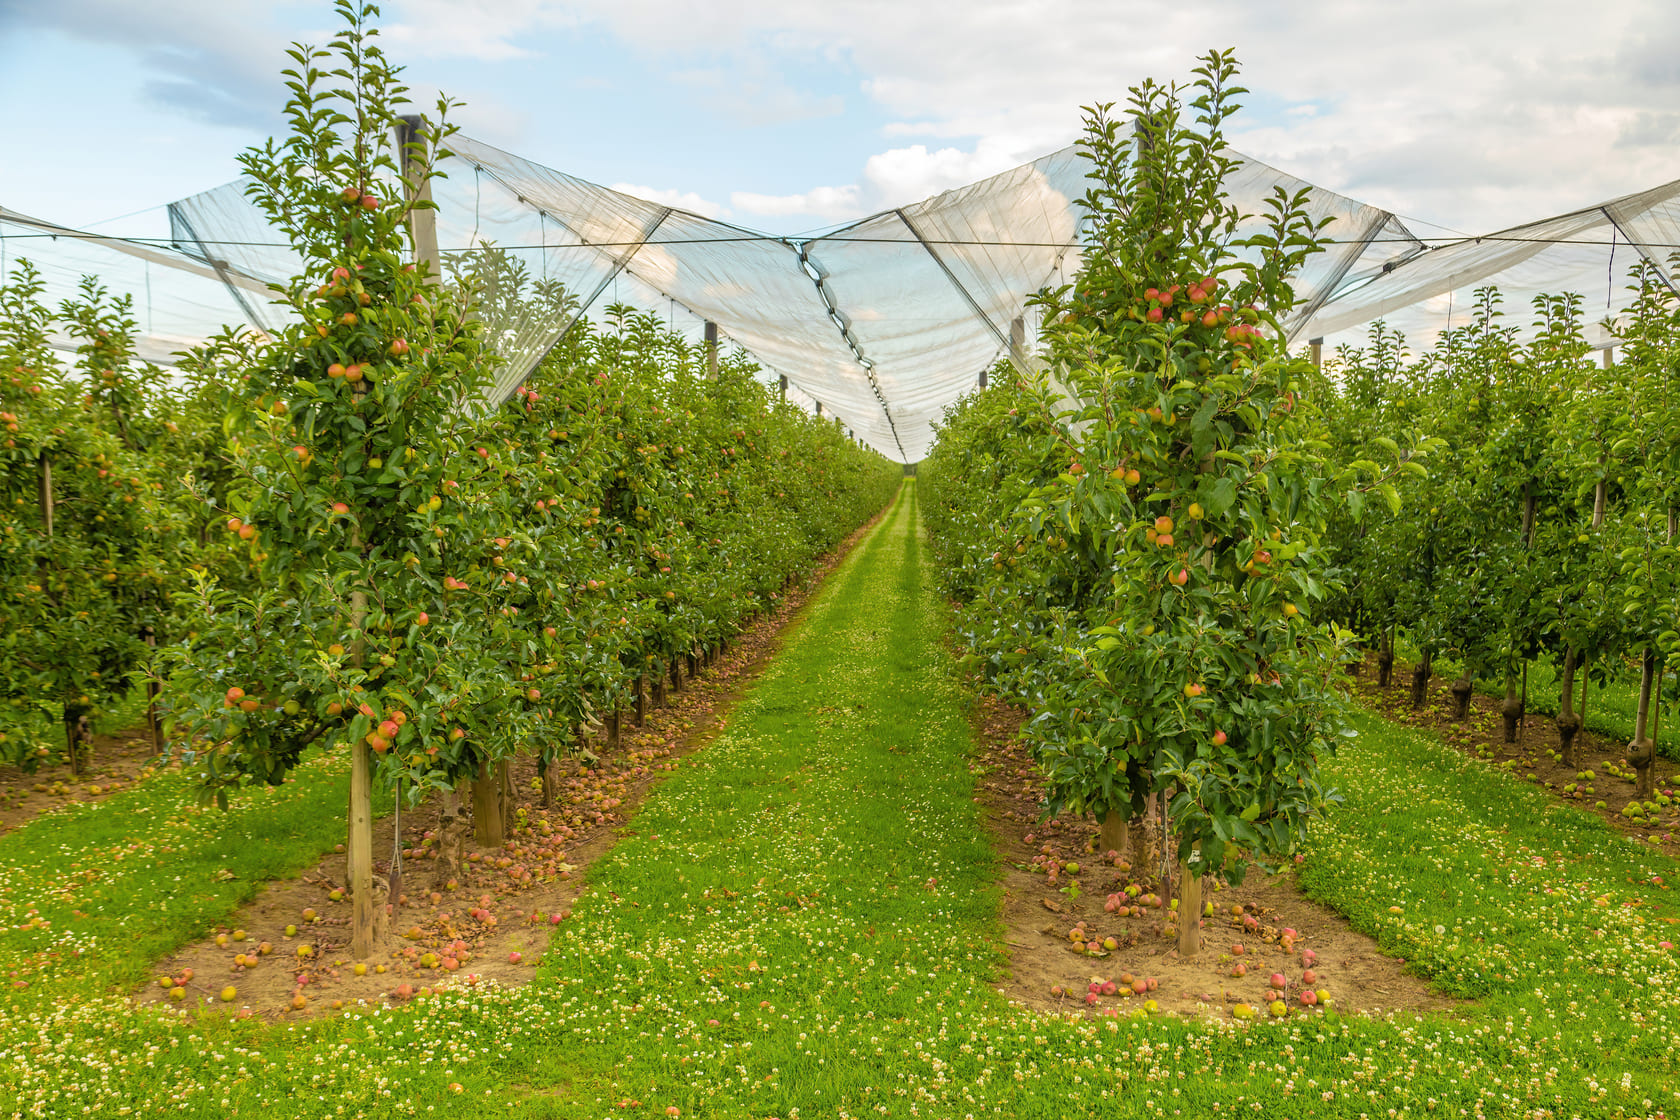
[349,740,374,957]
[38,451,53,538]
[1176,856,1202,958]
[398,115,440,285]
[346,538,374,958]
[635,674,647,726]
[143,628,161,755]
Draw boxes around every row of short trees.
[0,1,897,958]
[1315,268,1680,798]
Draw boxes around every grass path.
[6,482,1680,1117]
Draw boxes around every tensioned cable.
[17,231,1680,250]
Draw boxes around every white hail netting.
[0,207,277,365]
[1296,179,1680,354]
[8,131,1680,460]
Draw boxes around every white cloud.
[13,0,1680,246]
[670,66,844,128]
[730,137,1032,224]
[380,0,580,61]
[534,0,1680,235]
[609,183,730,219]
[731,184,862,222]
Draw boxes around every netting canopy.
[1294,179,1680,355]
[0,207,278,365]
[6,131,1679,461]
[160,133,1435,462]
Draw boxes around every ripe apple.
[1212,730,1228,746]
[221,986,237,1002]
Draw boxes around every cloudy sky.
[1,0,1677,241]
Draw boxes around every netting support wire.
[490,206,674,406]
[893,208,1021,366]
[793,239,908,462]
[1601,205,1680,300]
[1284,210,1405,343]
[165,203,272,331]
[1608,219,1618,310]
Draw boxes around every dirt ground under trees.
[967,695,1458,1023]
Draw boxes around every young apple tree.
[1019,51,1414,956]
[162,1,536,958]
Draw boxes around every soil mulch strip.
[969,694,1459,1023]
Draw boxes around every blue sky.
[3,1,1679,241]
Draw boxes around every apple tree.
[160,1,537,958]
[0,265,190,772]
[999,52,1417,956]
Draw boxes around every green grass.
[3,483,1680,1117]
[0,748,378,1001]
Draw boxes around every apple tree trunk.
[1099,810,1128,864]
[473,758,506,847]
[1556,647,1582,768]
[1631,647,1658,801]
